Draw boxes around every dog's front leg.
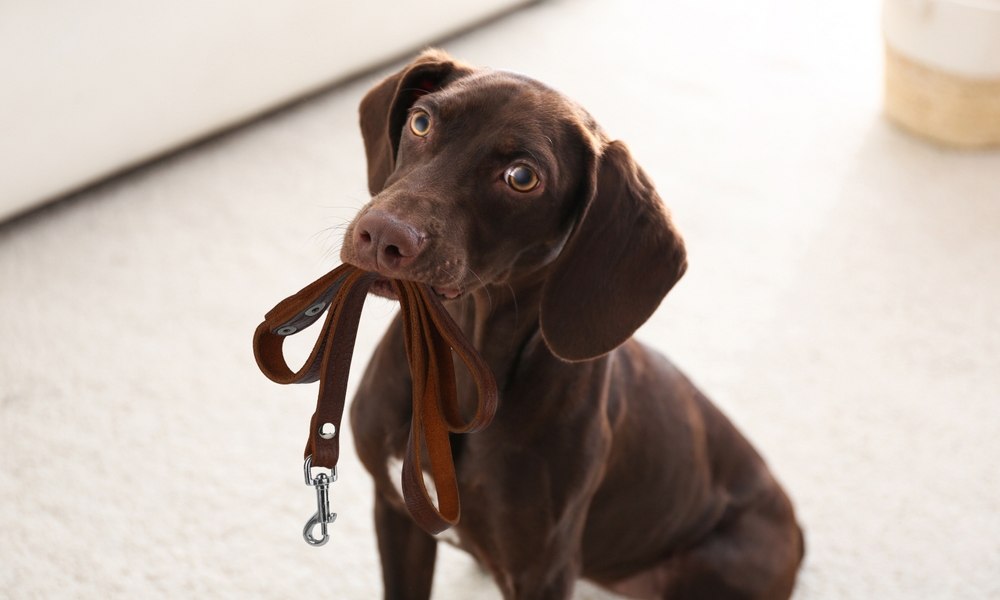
[465,433,607,600]
[501,563,579,600]
[485,491,589,600]
[374,491,438,600]
[350,317,437,599]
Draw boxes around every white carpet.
[2,0,999,598]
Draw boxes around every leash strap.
[253,264,498,540]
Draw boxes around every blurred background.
[1,0,998,598]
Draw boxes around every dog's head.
[341,49,687,362]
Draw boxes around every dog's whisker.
[435,265,459,287]
[313,223,347,264]
[468,268,492,314]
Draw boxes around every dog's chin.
[367,276,465,302]
[369,278,398,300]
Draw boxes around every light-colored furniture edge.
[0,0,534,222]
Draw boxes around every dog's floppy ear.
[540,140,687,362]
[359,49,472,195]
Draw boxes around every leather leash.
[253,264,498,544]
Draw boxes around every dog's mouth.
[369,276,464,301]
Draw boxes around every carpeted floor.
[2,0,998,598]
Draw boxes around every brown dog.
[342,50,804,600]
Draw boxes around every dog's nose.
[354,210,425,271]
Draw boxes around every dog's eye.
[409,110,431,137]
[504,165,539,192]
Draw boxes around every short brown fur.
[342,50,804,600]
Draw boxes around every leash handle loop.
[253,264,499,542]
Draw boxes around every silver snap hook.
[302,456,337,547]
[303,512,331,546]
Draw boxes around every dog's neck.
[445,277,546,388]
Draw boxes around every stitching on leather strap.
[253,264,499,535]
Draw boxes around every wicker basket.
[883,0,1000,149]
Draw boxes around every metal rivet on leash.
[304,302,326,317]
[303,455,338,546]
[319,422,336,439]
[276,325,297,336]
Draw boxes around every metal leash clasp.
[302,455,337,546]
